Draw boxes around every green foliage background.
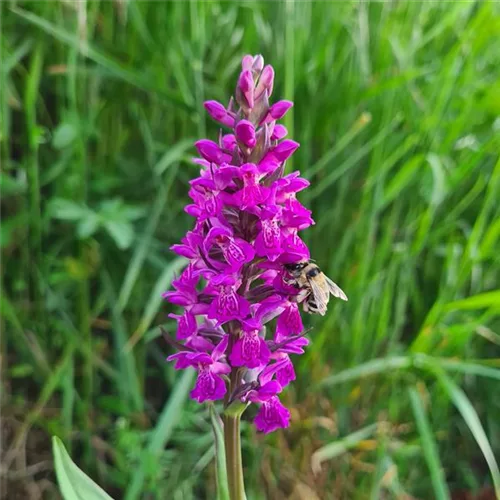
[2,1,500,499]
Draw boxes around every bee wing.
[308,277,329,315]
[325,276,348,301]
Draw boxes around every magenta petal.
[169,311,197,339]
[170,243,196,259]
[195,139,232,164]
[254,397,290,433]
[271,124,287,141]
[212,361,231,375]
[276,303,303,336]
[212,334,229,360]
[229,331,270,369]
[167,351,211,370]
[222,134,237,151]
[208,287,250,323]
[273,140,300,162]
[257,380,282,400]
[204,100,226,120]
[191,369,227,402]
[269,100,293,120]
[276,357,296,387]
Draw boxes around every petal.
[271,124,287,141]
[269,100,293,120]
[212,334,229,361]
[191,369,227,403]
[272,140,299,162]
[254,397,290,433]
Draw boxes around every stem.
[224,414,246,500]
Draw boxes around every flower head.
[164,54,336,433]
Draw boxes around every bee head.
[284,261,308,272]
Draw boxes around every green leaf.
[0,172,27,196]
[52,436,114,500]
[408,387,450,500]
[53,123,78,149]
[210,405,230,500]
[77,214,100,239]
[103,220,134,249]
[51,199,90,221]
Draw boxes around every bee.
[284,260,348,315]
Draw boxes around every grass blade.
[12,7,193,111]
[125,257,187,351]
[311,424,378,475]
[317,357,412,387]
[431,366,500,497]
[408,387,451,500]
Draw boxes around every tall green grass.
[2,1,500,499]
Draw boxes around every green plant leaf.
[52,436,114,500]
[77,213,100,239]
[444,290,500,311]
[104,220,134,249]
[52,123,78,149]
[51,199,90,221]
[0,172,27,196]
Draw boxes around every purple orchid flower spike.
[164,54,346,445]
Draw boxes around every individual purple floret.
[165,54,316,433]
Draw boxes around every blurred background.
[2,1,500,499]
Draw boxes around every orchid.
[164,54,336,499]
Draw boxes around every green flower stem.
[224,414,246,500]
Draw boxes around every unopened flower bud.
[271,124,288,141]
[235,120,256,148]
[195,139,232,164]
[237,70,255,109]
[273,140,300,162]
[241,54,254,71]
[204,100,235,127]
[252,55,264,73]
[255,65,274,98]
[222,134,237,152]
[269,100,293,120]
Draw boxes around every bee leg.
[283,277,300,288]
[296,289,310,303]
